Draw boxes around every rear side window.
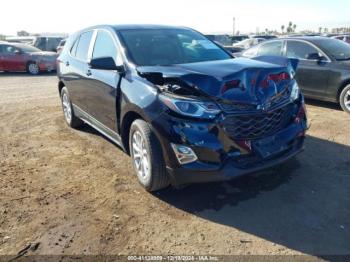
[70,37,80,57]
[257,41,283,56]
[92,30,117,62]
[75,31,93,61]
[286,41,318,60]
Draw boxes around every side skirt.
[72,104,125,151]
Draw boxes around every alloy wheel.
[28,63,39,75]
[344,90,350,111]
[132,130,150,180]
[62,93,72,123]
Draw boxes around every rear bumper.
[38,61,56,71]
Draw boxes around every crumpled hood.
[137,57,298,107]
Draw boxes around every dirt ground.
[0,73,349,259]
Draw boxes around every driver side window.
[92,30,118,62]
[286,41,319,60]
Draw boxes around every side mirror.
[14,50,22,55]
[89,56,124,72]
[306,53,321,60]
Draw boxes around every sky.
[0,0,349,36]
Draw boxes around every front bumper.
[166,124,304,186]
[151,99,307,186]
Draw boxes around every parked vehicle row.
[6,36,65,52]
[235,37,350,113]
[0,41,57,74]
[57,25,307,192]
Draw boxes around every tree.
[17,30,30,36]
[281,25,285,34]
[318,27,322,33]
[293,24,297,32]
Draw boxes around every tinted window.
[35,37,47,50]
[75,31,93,61]
[1,45,19,54]
[70,37,79,57]
[286,41,319,59]
[258,41,283,56]
[119,29,231,66]
[317,39,350,60]
[92,30,117,62]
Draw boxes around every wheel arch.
[337,79,350,102]
[120,110,145,154]
[58,80,65,95]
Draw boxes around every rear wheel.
[340,84,350,113]
[60,87,83,128]
[27,62,40,75]
[129,119,169,191]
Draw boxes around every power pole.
[233,17,236,36]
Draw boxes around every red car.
[0,41,57,75]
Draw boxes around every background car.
[238,37,350,113]
[230,34,249,43]
[0,41,57,74]
[205,34,232,46]
[332,35,350,44]
[33,36,64,52]
[231,37,265,52]
[56,39,66,54]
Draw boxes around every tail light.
[261,72,290,88]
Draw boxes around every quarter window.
[257,41,283,56]
[92,30,117,62]
[75,31,93,61]
[286,41,319,60]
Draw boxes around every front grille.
[222,105,292,140]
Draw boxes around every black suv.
[57,25,307,191]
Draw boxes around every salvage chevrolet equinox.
[57,25,307,191]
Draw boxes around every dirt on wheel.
[0,73,349,259]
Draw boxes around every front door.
[285,40,329,98]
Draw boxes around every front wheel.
[129,119,169,191]
[340,84,350,114]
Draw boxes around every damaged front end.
[136,57,307,185]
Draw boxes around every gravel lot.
[0,73,349,259]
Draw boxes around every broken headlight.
[159,94,221,119]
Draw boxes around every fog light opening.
[171,144,198,165]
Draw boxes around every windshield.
[15,44,41,53]
[118,29,232,66]
[318,39,350,60]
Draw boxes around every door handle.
[86,70,92,76]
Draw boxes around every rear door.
[84,29,122,131]
[64,31,94,112]
[285,40,330,98]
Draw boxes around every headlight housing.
[290,82,300,101]
[159,94,221,119]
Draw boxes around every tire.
[60,87,83,128]
[339,84,350,113]
[129,119,169,191]
[26,62,40,75]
